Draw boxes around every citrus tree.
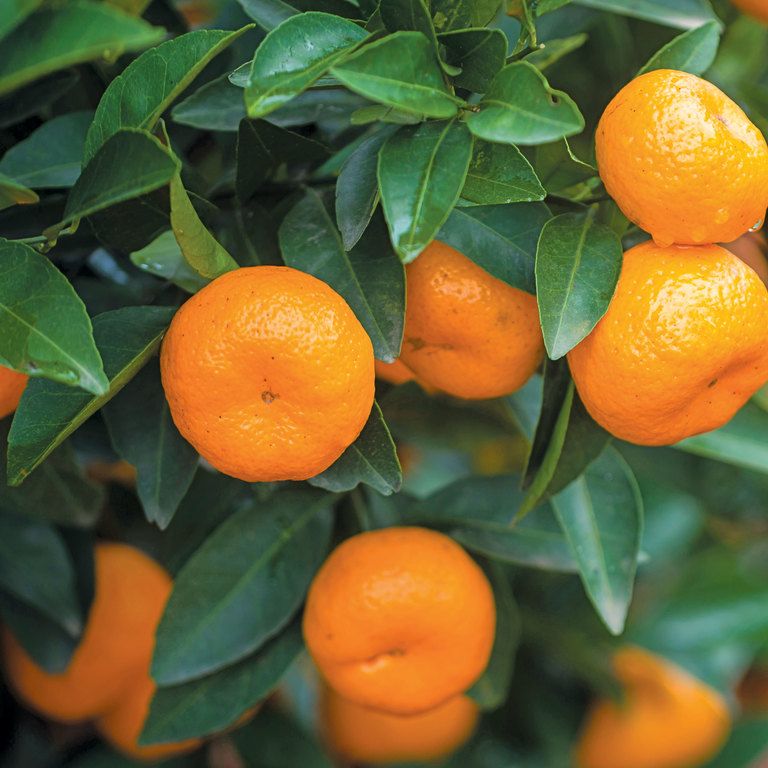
[1,0,768,767]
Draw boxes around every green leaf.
[129,231,208,293]
[638,20,720,76]
[413,475,578,572]
[152,488,334,685]
[236,118,328,202]
[0,111,92,189]
[350,105,423,125]
[534,138,597,200]
[236,0,297,29]
[331,32,461,118]
[143,621,302,745]
[336,130,392,251]
[525,34,589,71]
[675,402,768,474]
[439,28,507,93]
[463,139,545,204]
[437,203,550,294]
[0,70,80,130]
[0,0,44,41]
[279,190,405,361]
[551,446,643,635]
[467,62,584,145]
[0,171,38,211]
[0,239,107,395]
[573,0,720,30]
[431,0,502,31]
[50,129,179,239]
[103,360,198,530]
[702,718,768,768]
[0,512,82,637]
[7,306,175,486]
[380,0,436,47]
[468,564,520,710]
[379,119,473,263]
[172,74,246,132]
[310,402,401,495]
[84,28,250,163]
[169,172,239,281]
[536,209,622,360]
[0,1,163,98]
[245,12,368,118]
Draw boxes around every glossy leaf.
[536,210,623,359]
[0,172,38,211]
[379,119,473,263]
[437,202,550,294]
[0,1,163,98]
[143,621,302,744]
[0,239,107,395]
[380,0,436,46]
[467,62,584,145]
[236,0,297,29]
[332,32,461,118]
[430,0,502,31]
[7,306,175,485]
[310,402,401,494]
[525,34,589,71]
[573,0,720,30]
[463,139,545,204]
[551,446,643,635]
[638,20,720,75]
[104,361,198,530]
[439,28,507,93]
[171,74,246,132]
[152,488,334,685]
[534,138,597,200]
[129,231,208,293]
[279,190,405,361]
[0,111,92,189]
[245,12,368,118]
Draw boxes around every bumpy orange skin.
[596,69,768,246]
[160,266,375,482]
[568,241,768,446]
[2,543,171,723]
[576,647,731,768]
[732,0,768,22]
[303,527,496,716]
[321,687,478,764]
[96,677,201,762]
[0,365,28,419]
[400,241,543,399]
[374,358,417,385]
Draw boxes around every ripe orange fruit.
[0,365,27,420]
[374,358,417,386]
[160,266,375,482]
[303,526,496,715]
[568,241,768,446]
[576,646,731,768]
[2,543,171,723]
[399,241,543,399]
[732,0,768,22]
[96,677,201,762]
[321,686,478,764]
[596,69,768,246]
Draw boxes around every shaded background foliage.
[0,0,767,765]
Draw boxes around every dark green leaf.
[431,0,502,32]
[380,0,436,47]
[84,27,251,162]
[551,446,643,635]
[236,0,298,30]
[0,239,107,395]
[463,139,545,204]
[171,74,246,132]
[130,231,208,293]
[437,202,550,294]
[0,111,92,189]
[152,488,334,685]
[310,402,401,494]
[0,1,163,98]
[536,210,622,359]
[638,19,720,76]
[143,621,302,744]
[467,62,584,145]
[350,105,423,125]
[702,718,768,768]
[439,28,507,93]
[533,138,598,200]
[332,31,461,118]
[573,0,720,30]
[379,119,473,263]
[0,0,44,41]
[7,306,175,485]
[0,172,38,211]
[0,70,80,130]
[245,12,368,118]
[279,190,405,361]
[103,361,198,530]
[525,34,589,71]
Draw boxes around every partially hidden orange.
[303,526,496,716]
[576,646,731,768]
[160,266,375,482]
[732,0,768,22]
[399,241,543,399]
[568,241,768,445]
[374,358,417,386]
[596,69,768,246]
[0,365,28,420]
